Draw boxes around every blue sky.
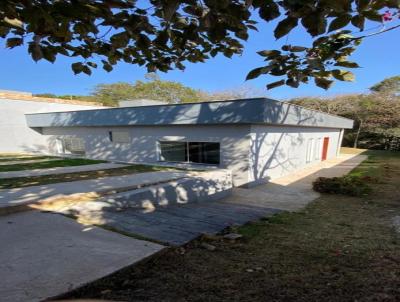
[0,17,397,100]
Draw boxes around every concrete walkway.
[47,153,366,246]
[0,162,127,179]
[225,153,368,211]
[0,158,62,165]
[0,211,163,302]
[0,171,190,209]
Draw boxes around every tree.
[92,78,204,106]
[290,86,400,149]
[202,84,266,101]
[370,76,400,95]
[1,1,399,90]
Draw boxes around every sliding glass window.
[159,141,220,165]
[188,142,220,164]
[159,141,188,162]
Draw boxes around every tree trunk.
[353,120,363,148]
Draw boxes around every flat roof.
[25,98,354,129]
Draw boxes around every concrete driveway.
[0,211,163,302]
[42,153,367,246]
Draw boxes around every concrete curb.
[0,176,186,217]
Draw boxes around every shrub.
[312,175,372,197]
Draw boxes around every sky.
[0,16,397,100]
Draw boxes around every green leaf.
[356,0,370,12]
[328,14,352,32]
[246,67,264,80]
[245,66,272,80]
[302,13,327,36]
[235,30,249,40]
[266,79,285,90]
[351,15,365,30]
[103,63,113,72]
[315,77,334,89]
[82,65,92,75]
[42,47,56,63]
[332,69,355,81]
[363,10,383,22]
[289,46,308,52]
[334,61,359,68]
[31,45,43,62]
[257,50,280,57]
[274,17,298,39]
[286,78,299,88]
[71,62,84,74]
[6,37,23,48]
[258,2,280,22]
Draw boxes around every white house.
[24,98,353,187]
[0,90,104,153]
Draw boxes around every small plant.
[312,175,372,197]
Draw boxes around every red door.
[322,137,329,161]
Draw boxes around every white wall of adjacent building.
[0,99,102,153]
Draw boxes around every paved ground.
[0,163,127,179]
[226,153,368,211]
[0,153,366,301]
[0,171,190,209]
[0,211,163,302]
[51,153,366,246]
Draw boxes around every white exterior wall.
[0,99,102,153]
[248,125,342,185]
[38,123,344,187]
[42,125,251,186]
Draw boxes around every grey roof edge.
[25,97,354,129]
[24,97,267,116]
[23,97,353,122]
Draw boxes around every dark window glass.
[159,141,187,162]
[189,142,220,165]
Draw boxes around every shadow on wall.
[26,98,330,128]
[22,100,338,186]
[38,152,366,248]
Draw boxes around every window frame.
[108,131,130,144]
[158,140,221,165]
[57,136,86,155]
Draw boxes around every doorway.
[322,137,329,161]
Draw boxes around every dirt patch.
[58,150,400,302]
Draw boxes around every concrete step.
[97,171,232,212]
[0,173,188,217]
[1,170,232,217]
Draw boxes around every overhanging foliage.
[1,1,399,89]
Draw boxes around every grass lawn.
[59,150,400,302]
[0,157,105,173]
[0,164,176,189]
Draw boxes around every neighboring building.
[25,98,353,186]
[0,90,104,153]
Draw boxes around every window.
[109,131,130,143]
[159,141,220,165]
[188,142,220,164]
[306,138,314,163]
[315,138,322,160]
[159,141,188,162]
[58,137,86,155]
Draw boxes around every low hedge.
[312,175,372,197]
